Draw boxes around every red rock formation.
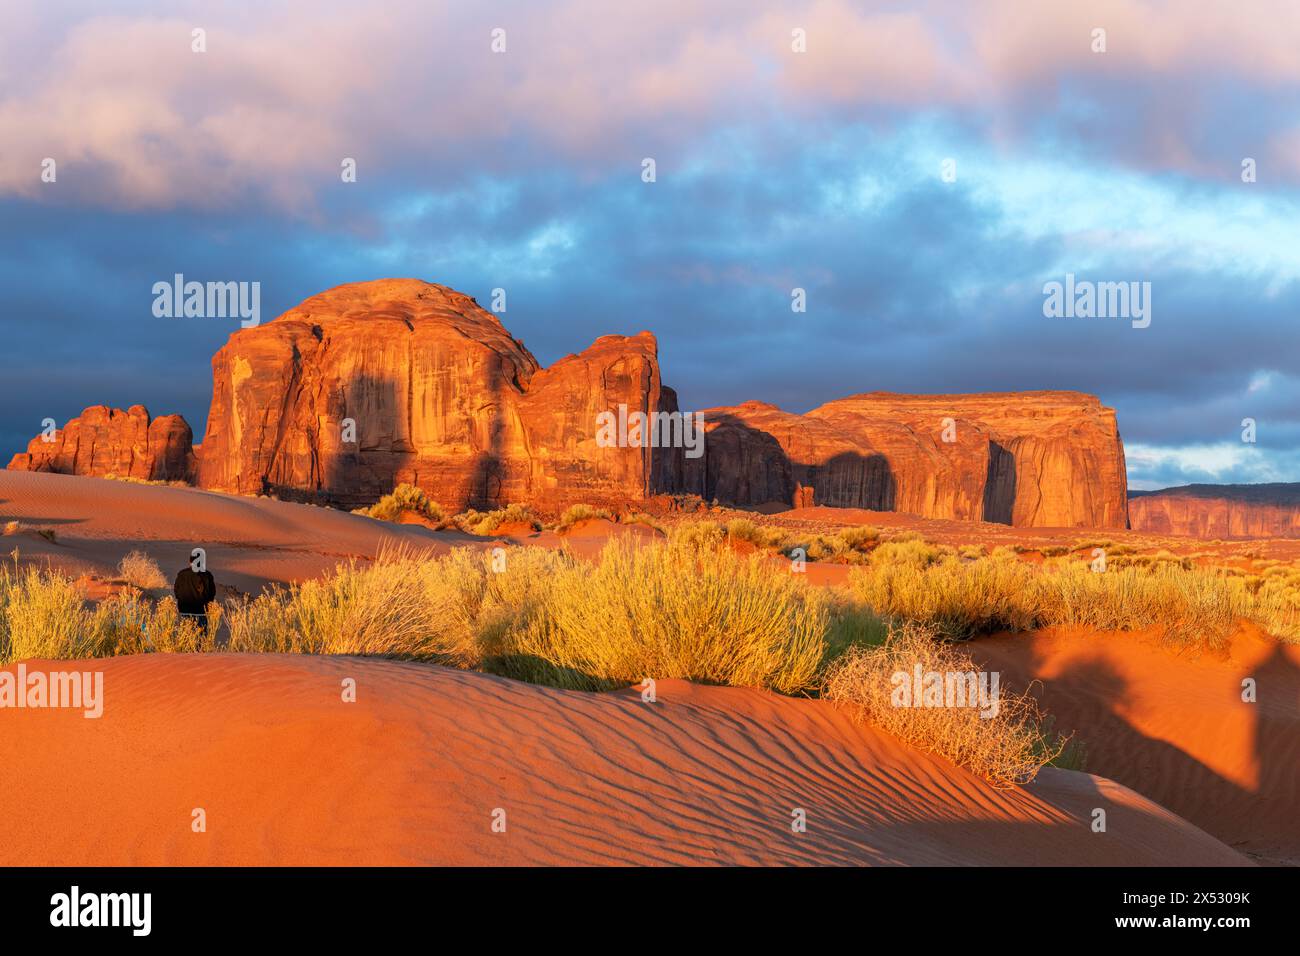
[6,405,196,482]
[197,279,677,510]
[6,280,1132,531]
[680,391,1128,528]
[1129,484,1300,538]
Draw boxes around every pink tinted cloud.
[0,0,1296,210]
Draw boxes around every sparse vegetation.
[117,550,168,589]
[456,503,541,535]
[352,483,445,525]
[2,521,56,543]
[849,549,1300,646]
[0,566,217,665]
[823,622,1066,787]
[7,522,1300,786]
[554,504,612,532]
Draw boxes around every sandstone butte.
[6,404,195,483]
[1130,484,1300,538]
[7,278,1129,528]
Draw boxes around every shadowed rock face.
[196,279,674,510]
[6,405,196,483]
[680,391,1129,528]
[1130,484,1300,538]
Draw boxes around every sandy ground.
[0,654,1247,866]
[972,626,1300,866]
[2,470,1291,865]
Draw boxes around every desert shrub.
[836,525,881,551]
[670,519,725,551]
[725,518,764,545]
[555,504,612,532]
[0,567,223,665]
[117,550,168,589]
[868,538,949,569]
[353,483,444,525]
[227,539,831,695]
[2,521,55,542]
[457,504,540,535]
[848,555,1274,648]
[851,556,1039,639]
[621,512,667,534]
[0,567,95,664]
[822,622,1064,787]
[226,546,571,666]
[723,519,788,551]
[501,539,828,693]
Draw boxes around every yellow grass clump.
[117,550,168,589]
[554,503,612,532]
[822,622,1067,788]
[0,566,217,665]
[500,538,829,693]
[352,483,445,525]
[849,550,1300,647]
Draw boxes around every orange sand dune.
[0,654,1246,866]
[0,469,461,592]
[971,627,1300,866]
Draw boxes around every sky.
[1,0,1298,490]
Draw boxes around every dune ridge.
[0,654,1247,866]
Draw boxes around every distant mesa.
[8,278,1130,528]
[1130,484,1300,539]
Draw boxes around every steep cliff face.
[6,405,196,482]
[197,279,673,510]
[1130,484,1300,538]
[678,391,1128,528]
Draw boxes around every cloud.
[3,1,1300,210]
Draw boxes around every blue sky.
[2,0,1298,490]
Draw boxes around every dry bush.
[823,622,1063,787]
[2,521,55,542]
[836,525,881,552]
[116,550,168,589]
[555,503,612,532]
[457,503,540,535]
[0,566,95,664]
[849,552,1289,648]
[851,555,1039,639]
[502,538,828,693]
[225,546,571,666]
[0,566,222,665]
[226,539,834,695]
[353,483,445,525]
[622,511,667,534]
[670,519,725,551]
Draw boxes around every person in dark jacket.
[174,561,217,630]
